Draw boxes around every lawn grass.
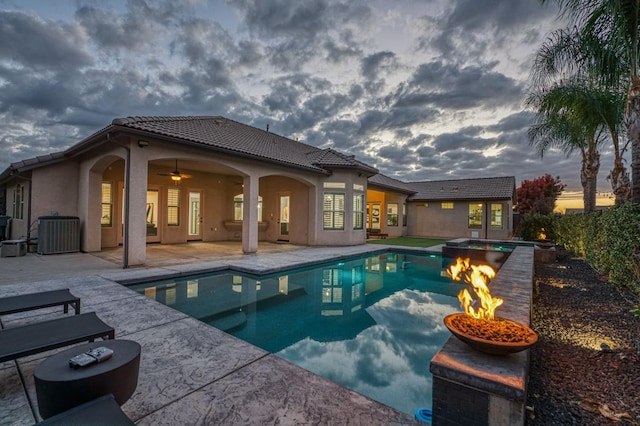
[366,236,447,247]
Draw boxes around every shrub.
[555,203,640,293]
[517,213,557,241]
[586,203,640,291]
[554,213,588,257]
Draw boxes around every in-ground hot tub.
[442,238,516,270]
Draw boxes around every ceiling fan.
[158,160,192,183]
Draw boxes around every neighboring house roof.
[368,174,417,195]
[0,116,378,182]
[407,176,516,202]
[564,205,610,215]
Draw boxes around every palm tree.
[531,19,632,204]
[539,0,639,202]
[526,80,610,212]
[599,87,632,204]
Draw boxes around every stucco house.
[0,116,516,267]
[405,177,516,240]
[364,174,516,241]
[365,174,417,239]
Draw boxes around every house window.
[441,202,454,209]
[101,182,112,227]
[234,195,243,220]
[351,265,364,300]
[402,203,407,226]
[322,269,342,303]
[167,188,180,226]
[387,203,398,226]
[468,203,483,229]
[353,183,364,191]
[187,280,198,298]
[353,193,364,230]
[491,203,503,229]
[323,193,345,230]
[165,284,176,305]
[324,182,345,189]
[12,184,24,220]
[233,194,263,221]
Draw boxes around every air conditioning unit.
[37,216,80,255]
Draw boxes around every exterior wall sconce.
[138,140,149,148]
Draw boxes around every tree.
[526,79,618,212]
[539,0,639,202]
[529,26,630,206]
[515,174,566,215]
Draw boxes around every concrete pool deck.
[1,242,440,425]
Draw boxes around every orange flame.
[446,257,503,320]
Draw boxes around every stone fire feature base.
[430,246,534,426]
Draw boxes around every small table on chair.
[34,339,141,419]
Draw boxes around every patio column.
[78,162,102,252]
[242,175,259,253]
[307,184,318,245]
[124,144,148,266]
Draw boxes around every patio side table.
[34,339,141,419]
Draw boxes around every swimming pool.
[128,251,466,416]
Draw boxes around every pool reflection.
[131,252,464,415]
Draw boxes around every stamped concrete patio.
[1,242,432,425]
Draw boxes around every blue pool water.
[129,252,466,416]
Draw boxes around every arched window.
[234,194,263,221]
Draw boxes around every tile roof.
[9,153,67,170]
[110,116,378,175]
[407,176,516,201]
[0,153,67,182]
[368,174,417,194]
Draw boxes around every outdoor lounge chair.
[0,289,80,316]
[0,312,114,363]
[37,394,134,425]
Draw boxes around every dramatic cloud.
[0,11,91,69]
[0,0,622,207]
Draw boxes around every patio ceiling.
[149,158,244,177]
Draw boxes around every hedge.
[553,202,640,293]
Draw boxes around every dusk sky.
[0,0,622,210]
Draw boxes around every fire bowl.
[444,313,538,355]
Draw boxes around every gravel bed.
[526,250,640,425]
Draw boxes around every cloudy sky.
[0,0,622,209]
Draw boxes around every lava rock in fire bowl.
[444,313,538,355]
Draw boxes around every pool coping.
[109,245,443,285]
